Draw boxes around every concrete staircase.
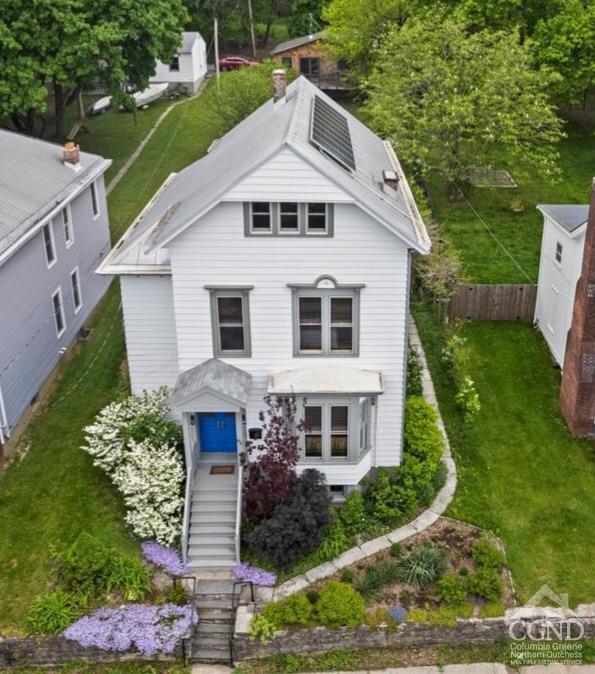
[188,454,238,570]
[192,578,235,664]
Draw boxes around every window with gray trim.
[244,203,333,236]
[291,283,361,356]
[300,396,373,462]
[208,288,252,356]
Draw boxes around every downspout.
[0,379,9,444]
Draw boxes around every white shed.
[534,204,588,366]
[150,32,207,95]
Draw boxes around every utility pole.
[247,0,257,58]
[214,17,220,84]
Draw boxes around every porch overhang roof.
[267,366,383,395]
[169,358,252,410]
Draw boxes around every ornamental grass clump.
[142,541,190,577]
[63,603,197,656]
[233,563,277,587]
[83,388,185,545]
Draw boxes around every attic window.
[555,242,563,263]
[250,202,272,233]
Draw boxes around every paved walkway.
[191,664,595,674]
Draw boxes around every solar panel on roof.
[310,95,356,171]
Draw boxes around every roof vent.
[383,169,399,190]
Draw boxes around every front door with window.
[197,412,237,453]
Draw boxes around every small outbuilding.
[534,203,589,366]
[271,31,348,90]
[150,31,207,95]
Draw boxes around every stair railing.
[228,580,254,667]
[177,574,197,664]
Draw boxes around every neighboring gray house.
[0,131,112,453]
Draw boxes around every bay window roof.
[267,365,383,395]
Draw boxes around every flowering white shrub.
[83,388,185,545]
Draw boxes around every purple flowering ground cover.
[233,563,276,587]
[142,542,190,577]
[64,603,197,656]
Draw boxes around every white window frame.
[249,202,273,234]
[90,181,100,219]
[62,205,74,248]
[70,267,82,313]
[299,396,373,462]
[42,223,57,268]
[52,287,66,337]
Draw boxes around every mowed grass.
[427,130,595,283]
[0,81,223,634]
[413,303,595,604]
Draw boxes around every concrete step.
[196,598,233,610]
[195,580,235,595]
[194,636,229,650]
[198,611,233,623]
[192,647,230,663]
[188,558,236,569]
[197,622,230,636]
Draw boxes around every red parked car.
[218,55,259,71]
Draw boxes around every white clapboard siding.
[167,198,410,471]
[120,275,179,393]
[535,216,585,366]
[224,148,352,202]
[150,36,207,89]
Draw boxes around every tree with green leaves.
[531,0,595,105]
[365,18,564,199]
[287,0,326,37]
[322,0,410,77]
[0,0,188,139]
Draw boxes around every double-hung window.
[43,223,56,267]
[62,207,73,248]
[279,202,299,233]
[301,397,372,462]
[250,202,272,233]
[71,268,82,313]
[306,203,327,233]
[52,288,66,337]
[292,282,361,356]
[208,287,252,357]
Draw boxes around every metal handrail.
[177,574,197,664]
[234,455,243,562]
[228,580,254,667]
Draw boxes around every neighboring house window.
[62,207,73,248]
[555,242,563,263]
[43,223,56,267]
[244,203,334,236]
[207,287,252,357]
[281,56,292,68]
[307,203,327,233]
[52,288,66,337]
[90,181,99,218]
[291,280,362,356]
[300,396,372,461]
[170,55,180,71]
[70,268,82,313]
[300,57,320,77]
[250,202,272,233]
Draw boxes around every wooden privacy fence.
[450,283,537,321]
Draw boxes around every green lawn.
[0,82,223,635]
[427,130,595,283]
[412,303,595,605]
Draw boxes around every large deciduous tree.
[0,0,187,139]
[322,0,410,78]
[365,18,564,198]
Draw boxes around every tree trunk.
[262,19,272,46]
[53,80,66,141]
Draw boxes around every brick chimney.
[272,69,286,102]
[63,141,80,169]
[559,178,595,437]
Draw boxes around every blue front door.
[197,412,237,453]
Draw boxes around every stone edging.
[272,316,457,601]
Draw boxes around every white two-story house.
[99,74,430,568]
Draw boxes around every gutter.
[0,158,112,267]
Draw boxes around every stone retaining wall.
[0,636,181,669]
[234,609,595,661]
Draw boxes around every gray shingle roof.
[104,76,429,270]
[271,31,325,55]
[0,130,109,257]
[169,358,252,409]
[538,204,589,234]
